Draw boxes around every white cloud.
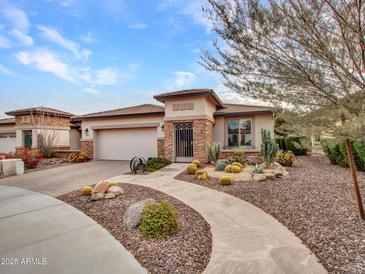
[80,32,96,44]
[15,49,75,82]
[0,64,14,76]
[82,87,99,95]
[0,34,10,48]
[95,68,118,85]
[37,25,91,60]
[128,23,147,29]
[2,5,30,32]
[9,29,33,46]
[168,71,195,88]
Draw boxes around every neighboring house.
[0,118,16,153]
[74,89,274,162]
[1,89,274,161]
[2,107,81,153]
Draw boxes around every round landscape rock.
[93,181,109,193]
[107,185,124,196]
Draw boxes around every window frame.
[226,118,253,148]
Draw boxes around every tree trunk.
[344,139,365,220]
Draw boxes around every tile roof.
[5,106,74,117]
[0,117,15,124]
[215,103,275,116]
[153,89,225,109]
[73,104,165,120]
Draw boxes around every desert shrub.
[68,152,90,163]
[321,139,365,171]
[275,136,287,151]
[187,163,198,174]
[192,159,201,167]
[246,155,263,165]
[205,143,221,164]
[197,174,208,181]
[353,142,365,171]
[146,157,171,172]
[276,150,295,167]
[80,185,93,195]
[219,175,233,185]
[284,135,308,155]
[215,159,229,171]
[224,164,233,173]
[261,129,278,167]
[12,148,42,169]
[140,201,179,239]
[229,151,246,165]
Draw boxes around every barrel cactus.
[219,175,233,185]
[260,129,278,167]
[231,165,242,173]
[187,164,198,174]
[195,170,208,179]
[224,164,233,173]
[192,159,201,167]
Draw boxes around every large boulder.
[107,185,124,196]
[91,192,105,201]
[93,181,109,194]
[123,198,155,229]
[253,174,267,182]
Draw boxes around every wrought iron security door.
[174,123,193,162]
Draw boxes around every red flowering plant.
[0,153,12,160]
[12,148,43,169]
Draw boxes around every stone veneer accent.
[164,119,213,163]
[81,140,93,158]
[157,139,165,158]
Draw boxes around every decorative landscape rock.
[104,192,116,199]
[80,185,93,196]
[91,192,105,201]
[253,174,267,182]
[264,172,276,180]
[107,185,124,196]
[123,198,156,229]
[107,181,121,187]
[93,181,109,193]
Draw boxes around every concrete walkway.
[0,185,146,274]
[111,164,327,274]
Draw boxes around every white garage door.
[97,128,157,160]
[0,133,16,153]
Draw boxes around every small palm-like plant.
[205,142,221,164]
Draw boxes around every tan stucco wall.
[70,128,81,150]
[81,115,164,140]
[15,129,71,148]
[164,96,217,121]
[213,114,274,150]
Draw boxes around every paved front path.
[111,164,326,274]
[0,160,129,197]
[0,185,146,274]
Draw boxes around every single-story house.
[74,89,274,162]
[1,107,81,153]
[1,89,274,162]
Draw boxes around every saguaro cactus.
[260,129,278,167]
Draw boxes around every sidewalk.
[111,164,326,274]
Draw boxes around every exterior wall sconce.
[84,128,89,137]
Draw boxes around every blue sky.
[0,0,255,117]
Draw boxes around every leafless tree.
[201,0,365,219]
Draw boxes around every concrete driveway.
[0,161,129,197]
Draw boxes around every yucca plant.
[205,142,221,164]
[260,129,278,168]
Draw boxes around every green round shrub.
[140,201,179,239]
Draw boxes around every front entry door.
[174,123,193,162]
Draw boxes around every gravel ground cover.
[58,183,212,274]
[175,155,365,273]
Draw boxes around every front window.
[227,119,252,148]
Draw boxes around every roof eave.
[72,111,165,121]
[214,110,274,117]
[5,110,73,118]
